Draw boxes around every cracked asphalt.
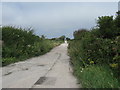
[1,43,80,88]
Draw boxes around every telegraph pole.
[117,1,120,15]
[118,1,120,11]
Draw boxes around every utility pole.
[118,1,120,15]
[118,1,120,12]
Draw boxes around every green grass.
[73,64,120,88]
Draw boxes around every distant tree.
[51,38,56,40]
[97,16,115,38]
[114,11,120,36]
[66,37,71,41]
[97,12,120,38]
[73,29,88,40]
[41,35,46,40]
[59,35,65,41]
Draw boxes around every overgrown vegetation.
[68,11,120,88]
[2,26,63,66]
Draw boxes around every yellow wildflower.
[90,61,94,64]
[110,63,118,68]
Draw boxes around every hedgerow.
[68,11,120,88]
[2,26,62,66]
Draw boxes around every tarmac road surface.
[2,43,81,88]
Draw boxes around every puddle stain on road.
[37,64,45,67]
[35,77,46,85]
[35,77,56,85]
[4,72,12,76]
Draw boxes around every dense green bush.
[69,33,120,68]
[2,26,40,46]
[68,12,120,88]
[2,26,62,66]
[69,33,120,88]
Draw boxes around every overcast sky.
[2,2,118,38]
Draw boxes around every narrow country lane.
[2,43,81,88]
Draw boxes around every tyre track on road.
[31,53,61,88]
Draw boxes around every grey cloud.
[2,2,118,38]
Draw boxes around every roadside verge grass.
[73,63,120,88]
